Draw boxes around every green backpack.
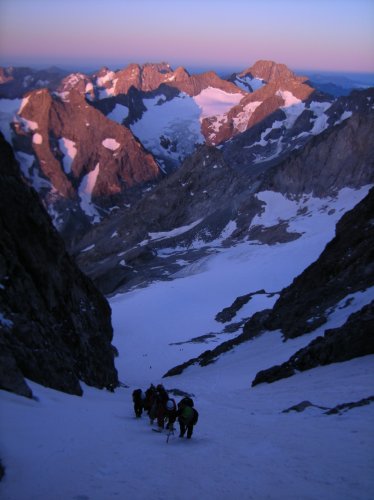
[181,405,194,424]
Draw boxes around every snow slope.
[130,92,204,166]
[0,99,22,143]
[193,87,243,118]
[1,186,373,500]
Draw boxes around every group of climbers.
[132,384,199,439]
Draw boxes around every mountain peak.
[240,60,296,82]
[174,66,190,78]
[94,66,111,76]
[141,62,174,73]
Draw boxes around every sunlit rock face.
[9,87,160,245]
[205,60,315,145]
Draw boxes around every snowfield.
[129,87,244,165]
[193,87,244,118]
[1,186,374,500]
[130,92,204,163]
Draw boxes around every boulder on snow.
[282,401,329,413]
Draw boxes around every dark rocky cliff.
[259,110,374,197]
[0,134,119,398]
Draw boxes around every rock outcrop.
[252,300,374,386]
[0,134,119,397]
[163,309,272,377]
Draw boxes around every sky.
[0,0,373,74]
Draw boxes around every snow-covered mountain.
[0,86,161,245]
[1,59,374,500]
[222,86,373,171]
[162,187,374,378]
[87,63,245,170]
[0,62,244,242]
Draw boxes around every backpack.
[180,405,194,425]
[132,389,143,402]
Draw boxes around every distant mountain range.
[1,59,373,251]
[306,71,374,96]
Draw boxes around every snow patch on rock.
[32,133,43,145]
[102,138,120,151]
[233,101,262,132]
[58,137,77,174]
[277,90,305,128]
[78,163,101,222]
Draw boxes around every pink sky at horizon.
[0,0,373,74]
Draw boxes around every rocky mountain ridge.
[0,133,119,398]
[57,62,243,101]
[208,60,315,145]
[0,61,246,243]
[1,60,372,249]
